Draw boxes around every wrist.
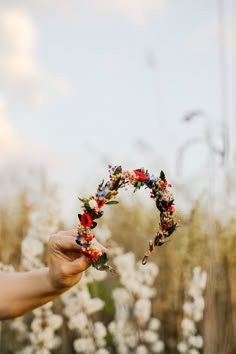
[41,268,69,296]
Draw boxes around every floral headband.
[76,165,177,272]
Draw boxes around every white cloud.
[0,8,69,104]
[0,96,63,166]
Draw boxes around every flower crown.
[76,165,177,272]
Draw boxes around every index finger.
[57,229,77,237]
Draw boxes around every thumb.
[69,254,92,274]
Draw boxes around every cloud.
[0,97,63,167]
[0,7,69,104]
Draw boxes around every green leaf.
[105,200,119,205]
[94,253,109,265]
[166,223,177,236]
[78,197,87,203]
[84,201,90,209]
[90,221,97,229]
[98,179,104,189]
[112,176,121,191]
[160,170,166,181]
[113,166,122,175]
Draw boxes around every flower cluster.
[177,267,207,354]
[17,302,63,354]
[0,261,14,272]
[76,165,177,271]
[108,252,165,354]
[61,268,109,354]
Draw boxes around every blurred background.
[0,1,235,354]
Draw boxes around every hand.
[47,229,92,291]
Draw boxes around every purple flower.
[98,185,109,200]
[149,175,157,183]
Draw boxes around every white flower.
[94,321,107,340]
[112,288,133,306]
[73,338,95,353]
[199,271,207,290]
[31,317,43,332]
[47,314,63,330]
[181,318,196,336]
[125,334,138,349]
[95,338,106,348]
[113,252,135,272]
[10,317,28,335]
[34,349,50,354]
[108,321,116,334]
[30,327,55,346]
[143,330,158,344]
[188,335,203,348]
[0,262,14,272]
[137,262,159,286]
[68,312,88,331]
[194,296,205,312]
[151,340,165,353]
[95,349,110,354]
[22,238,44,258]
[183,302,193,316]
[86,266,108,282]
[85,298,105,315]
[135,345,149,354]
[134,299,151,326]
[95,225,111,243]
[89,199,98,209]
[189,349,200,354]
[177,341,188,353]
[148,318,161,331]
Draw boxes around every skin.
[0,229,106,320]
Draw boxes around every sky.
[0,0,235,223]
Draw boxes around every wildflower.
[81,233,95,242]
[89,199,98,209]
[134,170,148,182]
[80,213,93,228]
[168,205,175,212]
[77,165,177,270]
[98,186,109,200]
[97,199,105,208]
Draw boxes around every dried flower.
[76,165,177,272]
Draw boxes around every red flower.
[82,248,100,262]
[80,213,93,228]
[97,199,105,208]
[91,252,100,262]
[81,233,95,242]
[134,170,148,182]
[168,206,175,213]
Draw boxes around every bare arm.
[0,229,93,320]
[0,268,66,319]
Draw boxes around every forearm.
[0,268,67,320]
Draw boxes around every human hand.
[47,229,106,291]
